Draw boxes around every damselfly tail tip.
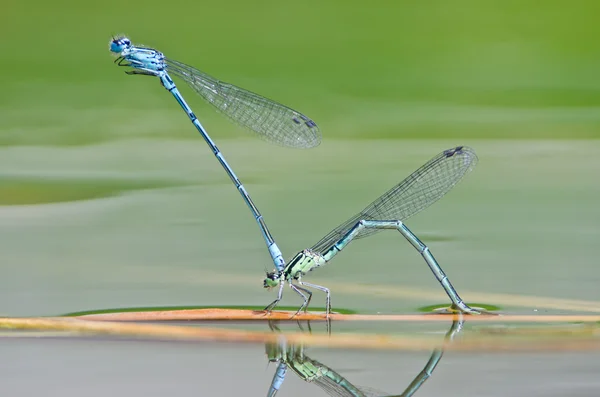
[109,34,131,54]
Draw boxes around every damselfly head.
[109,35,132,54]
[263,271,280,289]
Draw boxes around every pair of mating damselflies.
[109,36,482,317]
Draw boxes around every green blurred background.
[1,0,599,316]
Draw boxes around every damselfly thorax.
[284,249,326,280]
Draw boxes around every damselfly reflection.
[265,315,465,396]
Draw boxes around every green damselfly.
[264,146,481,317]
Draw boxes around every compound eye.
[114,38,130,46]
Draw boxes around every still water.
[2,317,600,397]
[1,140,599,395]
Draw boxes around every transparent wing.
[299,358,385,397]
[311,146,478,254]
[312,372,387,397]
[314,377,386,397]
[166,58,321,149]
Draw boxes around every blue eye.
[109,37,131,53]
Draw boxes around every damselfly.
[109,36,320,271]
[109,36,320,148]
[263,146,482,316]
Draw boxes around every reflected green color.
[62,306,356,317]
[0,176,183,205]
[2,0,600,147]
